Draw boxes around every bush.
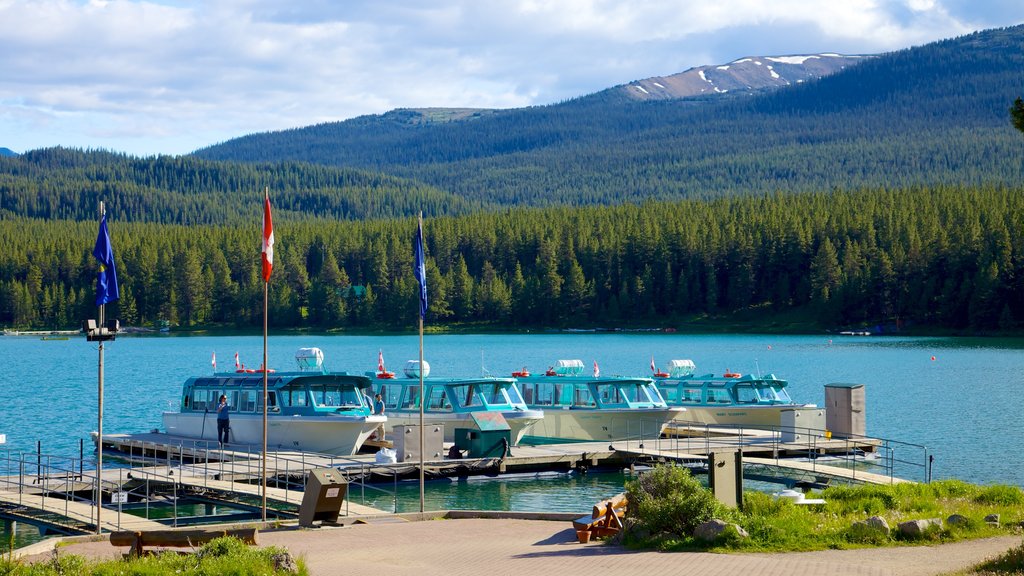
[624,465,728,542]
[973,485,1024,506]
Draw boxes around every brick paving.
[29,518,1020,576]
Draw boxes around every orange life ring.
[512,370,530,377]
[723,371,741,378]
[377,371,395,379]
[545,369,557,376]
[653,372,669,378]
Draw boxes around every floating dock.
[1,425,923,536]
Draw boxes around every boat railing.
[624,420,929,484]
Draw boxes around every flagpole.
[418,212,425,513]
[96,201,105,535]
[96,306,104,534]
[261,187,270,522]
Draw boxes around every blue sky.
[1,0,1022,157]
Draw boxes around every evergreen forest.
[2,186,1021,334]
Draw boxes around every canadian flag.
[212,352,217,371]
[650,355,656,374]
[234,352,241,371]
[378,349,386,373]
[262,193,274,282]
[593,360,600,378]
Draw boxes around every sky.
[1,0,1023,157]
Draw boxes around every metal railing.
[616,418,929,485]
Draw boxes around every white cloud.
[0,0,1021,155]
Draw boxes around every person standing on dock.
[216,394,230,445]
[374,393,386,441]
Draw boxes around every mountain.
[613,53,867,100]
[0,148,16,157]
[193,25,1024,208]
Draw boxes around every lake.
[2,332,1023,486]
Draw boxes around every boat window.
[482,383,513,407]
[773,387,792,403]
[401,385,420,409]
[281,385,308,407]
[525,382,563,406]
[641,383,666,405]
[382,385,402,409]
[594,383,626,407]
[736,385,759,404]
[427,388,451,412]
[680,388,702,404]
[459,384,483,408]
[505,384,525,405]
[309,383,346,407]
[706,385,732,404]
[257,391,278,412]
[240,390,256,412]
[574,385,595,408]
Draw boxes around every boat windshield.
[309,382,363,408]
[452,381,519,409]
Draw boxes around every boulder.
[985,514,1000,526]
[865,515,891,535]
[848,516,890,542]
[898,518,943,539]
[947,514,970,527]
[693,519,749,542]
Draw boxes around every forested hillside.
[193,26,1024,207]
[2,186,1020,334]
[0,148,483,224]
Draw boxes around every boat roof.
[189,371,374,390]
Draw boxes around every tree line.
[1,184,1021,334]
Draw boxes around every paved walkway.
[24,518,1020,576]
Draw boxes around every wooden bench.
[572,493,627,542]
[110,527,258,557]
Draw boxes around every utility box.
[708,451,743,508]
[780,407,826,443]
[393,424,444,462]
[454,412,511,458]
[825,383,865,439]
[298,467,347,527]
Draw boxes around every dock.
[1,424,924,537]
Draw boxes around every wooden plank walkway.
[0,487,165,533]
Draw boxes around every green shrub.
[973,485,1024,506]
[1,537,303,576]
[625,465,728,541]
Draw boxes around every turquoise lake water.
[2,331,1022,486]
[2,332,1024,550]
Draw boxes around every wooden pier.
[1,427,918,536]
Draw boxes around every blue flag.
[93,212,119,306]
[414,217,427,319]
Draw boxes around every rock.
[693,519,748,542]
[985,513,1000,526]
[865,515,890,535]
[898,518,943,539]
[947,514,970,526]
[849,516,890,542]
[271,551,297,573]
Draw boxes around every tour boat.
[162,348,385,456]
[650,359,824,429]
[367,358,544,446]
[513,360,684,444]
